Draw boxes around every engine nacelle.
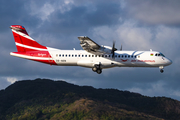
[99,45,112,54]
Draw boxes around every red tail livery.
[10,25,56,65]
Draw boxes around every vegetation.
[0,78,180,120]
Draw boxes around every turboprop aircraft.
[10,25,172,74]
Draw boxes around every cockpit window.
[160,53,165,57]
[155,53,165,57]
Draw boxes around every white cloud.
[126,0,180,25]
[91,21,153,50]
[29,2,55,21]
[116,21,153,50]
[58,0,74,13]
[6,77,18,84]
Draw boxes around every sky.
[0,0,180,100]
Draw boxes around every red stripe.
[11,51,57,65]
[31,59,57,65]
[26,51,50,57]
[13,51,51,58]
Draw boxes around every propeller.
[120,44,122,51]
[111,41,117,58]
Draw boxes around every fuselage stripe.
[12,29,35,41]
[16,43,47,51]
[10,52,51,60]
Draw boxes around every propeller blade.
[111,41,117,58]
[120,44,122,51]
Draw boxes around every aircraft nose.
[166,58,172,65]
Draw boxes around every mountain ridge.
[0,78,180,120]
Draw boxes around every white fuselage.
[47,48,172,69]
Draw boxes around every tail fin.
[10,25,47,52]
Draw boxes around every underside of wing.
[78,36,115,54]
[78,36,102,54]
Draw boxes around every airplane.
[10,25,172,74]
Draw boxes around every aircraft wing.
[78,36,103,54]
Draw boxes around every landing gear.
[96,69,102,74]
[92,67,97,72]
[159,66,164,73]
[92,64,102,74]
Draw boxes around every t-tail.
[10,25,57,65]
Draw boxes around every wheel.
[92,64,100,72]
[96,69,102,74]
[160,69,164,73]
[92,67,97,72]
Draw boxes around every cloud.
[126,0,180,25]
[6,77,18,84]
[0,0,180,101]
[29,2,55,21]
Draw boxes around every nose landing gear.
[160,69,164,73]
[159,66,164,73]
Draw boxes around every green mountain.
[0,78,180,120]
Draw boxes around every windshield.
[160,53,165,57]
[155,53,165,57]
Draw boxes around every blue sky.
[0,0,180,100]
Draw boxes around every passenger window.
[85,55,87,57]
[115,55,117,57]
[122,55,123,58]
[92,55,94,57]
[128,55,130,58]
[69,55,70,57]
[75,55,77,57]
[105,55,107,57]
[125,55,127,58]
[65,55,67,57]
[95,55,97,57]
[59,54,61,57]
[118,55,120,58]
[72,55,74,57]
[102,55,104,57]
[82,55,84,57]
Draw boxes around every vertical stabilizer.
[10,25,47,52]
